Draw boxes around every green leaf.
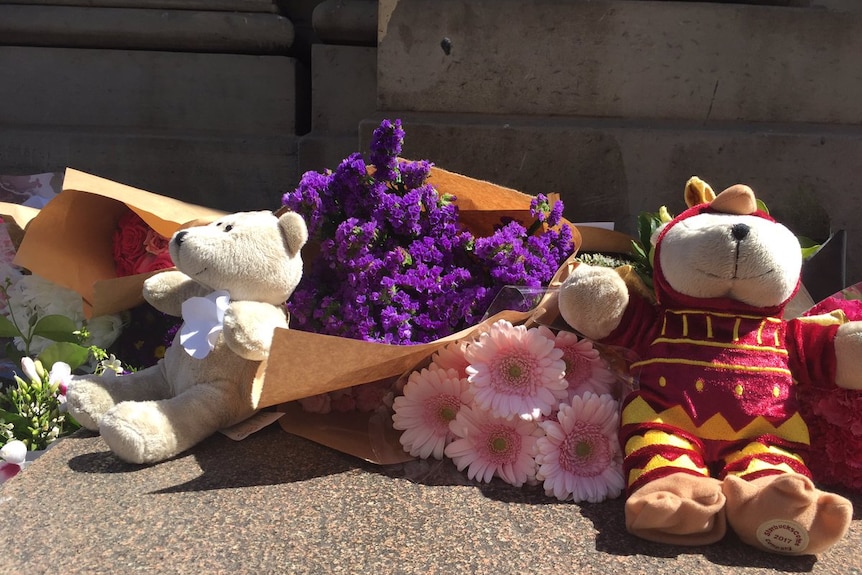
[630,240,648,262]
[797,236,822,261]
[0,314,22,338]
[32,315,80,343]
[0,410,27,426]
[37,342,90,371]
[637,214,655,249]
[800,245,822,260]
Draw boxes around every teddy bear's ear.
[684,176,717,208]
[710,184,758,215]
[278,210,308,256]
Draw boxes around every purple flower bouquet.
[280,119,578,345]
[256,119,604,460]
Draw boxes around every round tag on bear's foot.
[756,519,810,554]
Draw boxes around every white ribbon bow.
[180,290,230,359]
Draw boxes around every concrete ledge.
[0,425,858,574]
[0,47,297,135]
[313,0,377,45]
[378,0,862,124]
[311,44,377,134]
[1,0,279,11]
[1,126,297,212]
[0,4,294,53]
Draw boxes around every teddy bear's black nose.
[731,223,750,241]
[174,230,188,246]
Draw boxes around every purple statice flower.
[281,170,330,237]
[281,118,575,345]
[370,119,405,183]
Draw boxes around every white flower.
[0,440,26,465]
[49,361,72,392]
[20,356,40,382]
[4,274,123,354]
[98,354,123,377]
[0,440,28,483]
[86,314,124,349]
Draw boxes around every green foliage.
[0,360,79,450]
[38,342,90,372]
[630,207,673,290]
[0,283,93,371]
[575,252,633,269]
[798,235,822,261]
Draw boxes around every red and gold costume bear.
[558,178,861,555]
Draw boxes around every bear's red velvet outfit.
[597,203,842,494]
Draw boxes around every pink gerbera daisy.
[548,329,617,399]
[445,405,541,487]
[428,341,470,379]
[392,367,470,459]
[536,392,624,502]
[465,319,567,420]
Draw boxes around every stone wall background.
[1,0,860,287]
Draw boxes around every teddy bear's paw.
[834,321,862,389]
[625,473,727,546]
[65,378,119,431]
[98,402,178,465]
[723,473,852,555]
[559,264,629,340]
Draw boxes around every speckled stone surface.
[1,424,860,574]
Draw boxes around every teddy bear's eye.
[224,225,233,232]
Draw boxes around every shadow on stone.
[67,424,361,493]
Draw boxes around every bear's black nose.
[174,230,188,246]
[731,223,750,241]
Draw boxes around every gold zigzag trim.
[625,429,697,455]
[627,453,707,487]
[622,395,810,444]
[724,440,805,466]
[729,460,799,478]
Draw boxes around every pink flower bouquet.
[390,318,632,502]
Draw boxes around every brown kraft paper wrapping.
[262,252,594,465]
[260,167,641,464]
[13,168,226,318]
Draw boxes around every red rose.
[114,211,172,277]
[133,250,174,275]
[113,213,147,276]
[144,229,170,256]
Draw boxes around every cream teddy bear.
[67,210,308,464]
[558,179,860,555]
